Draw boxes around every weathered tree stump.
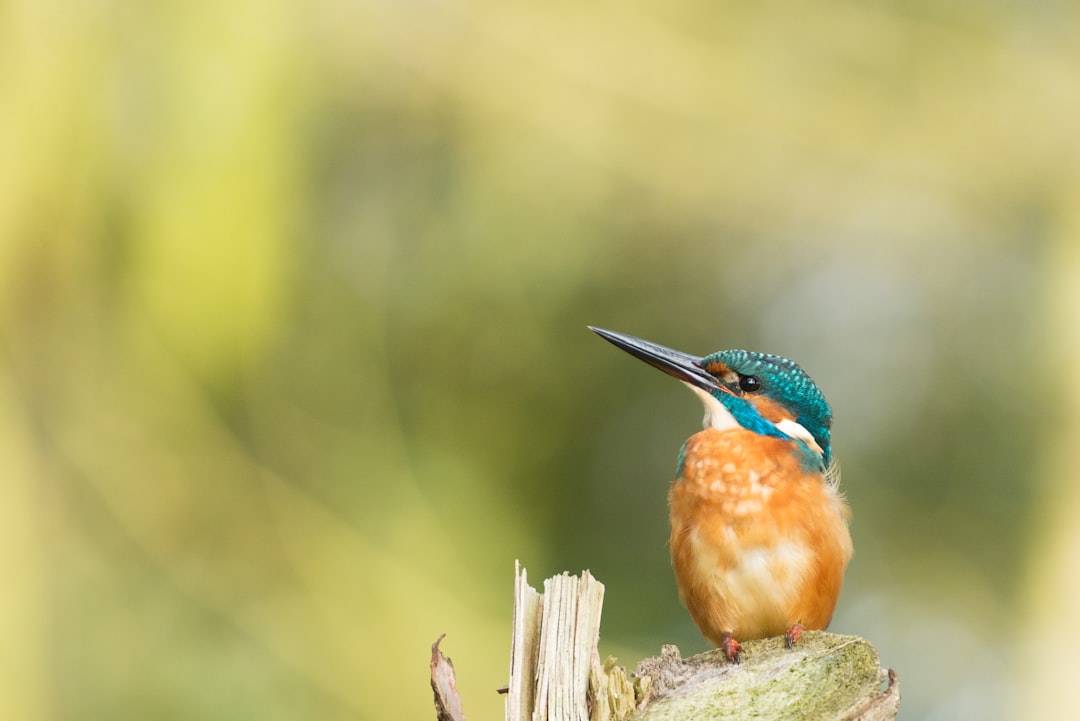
[431,564,899,721]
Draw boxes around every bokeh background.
[3,1,1080,720]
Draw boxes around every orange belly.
[669,428,853,644]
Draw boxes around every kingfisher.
[589,327,852,663]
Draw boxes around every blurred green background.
[3,1,1080,720]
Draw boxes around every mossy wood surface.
[631,633,898,721]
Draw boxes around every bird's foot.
[784,622,804,649]
[721,632,743,664]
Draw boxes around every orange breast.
[669,428,853,645]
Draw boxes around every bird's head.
[589,327,833,468]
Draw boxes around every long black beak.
[588,327,722,393]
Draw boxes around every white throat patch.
[683,382,739,432]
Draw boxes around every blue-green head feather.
[701,350,833,467]
[587,327,834,471]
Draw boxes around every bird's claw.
[784,622,804,649]
[721,633,744,664]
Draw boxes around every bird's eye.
[738,375,762,393]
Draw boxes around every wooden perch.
[631,636,899,721]
[429,564,898,721]
[502,563,898,721]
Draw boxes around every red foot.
[784,622,804,649]
[721,632,744,664]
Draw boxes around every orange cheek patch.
[749,396,794,424]
[703,361,731,377]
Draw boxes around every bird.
[589,326,852,663]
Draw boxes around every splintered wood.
[499,564,896,721]
[507,562,632,721]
